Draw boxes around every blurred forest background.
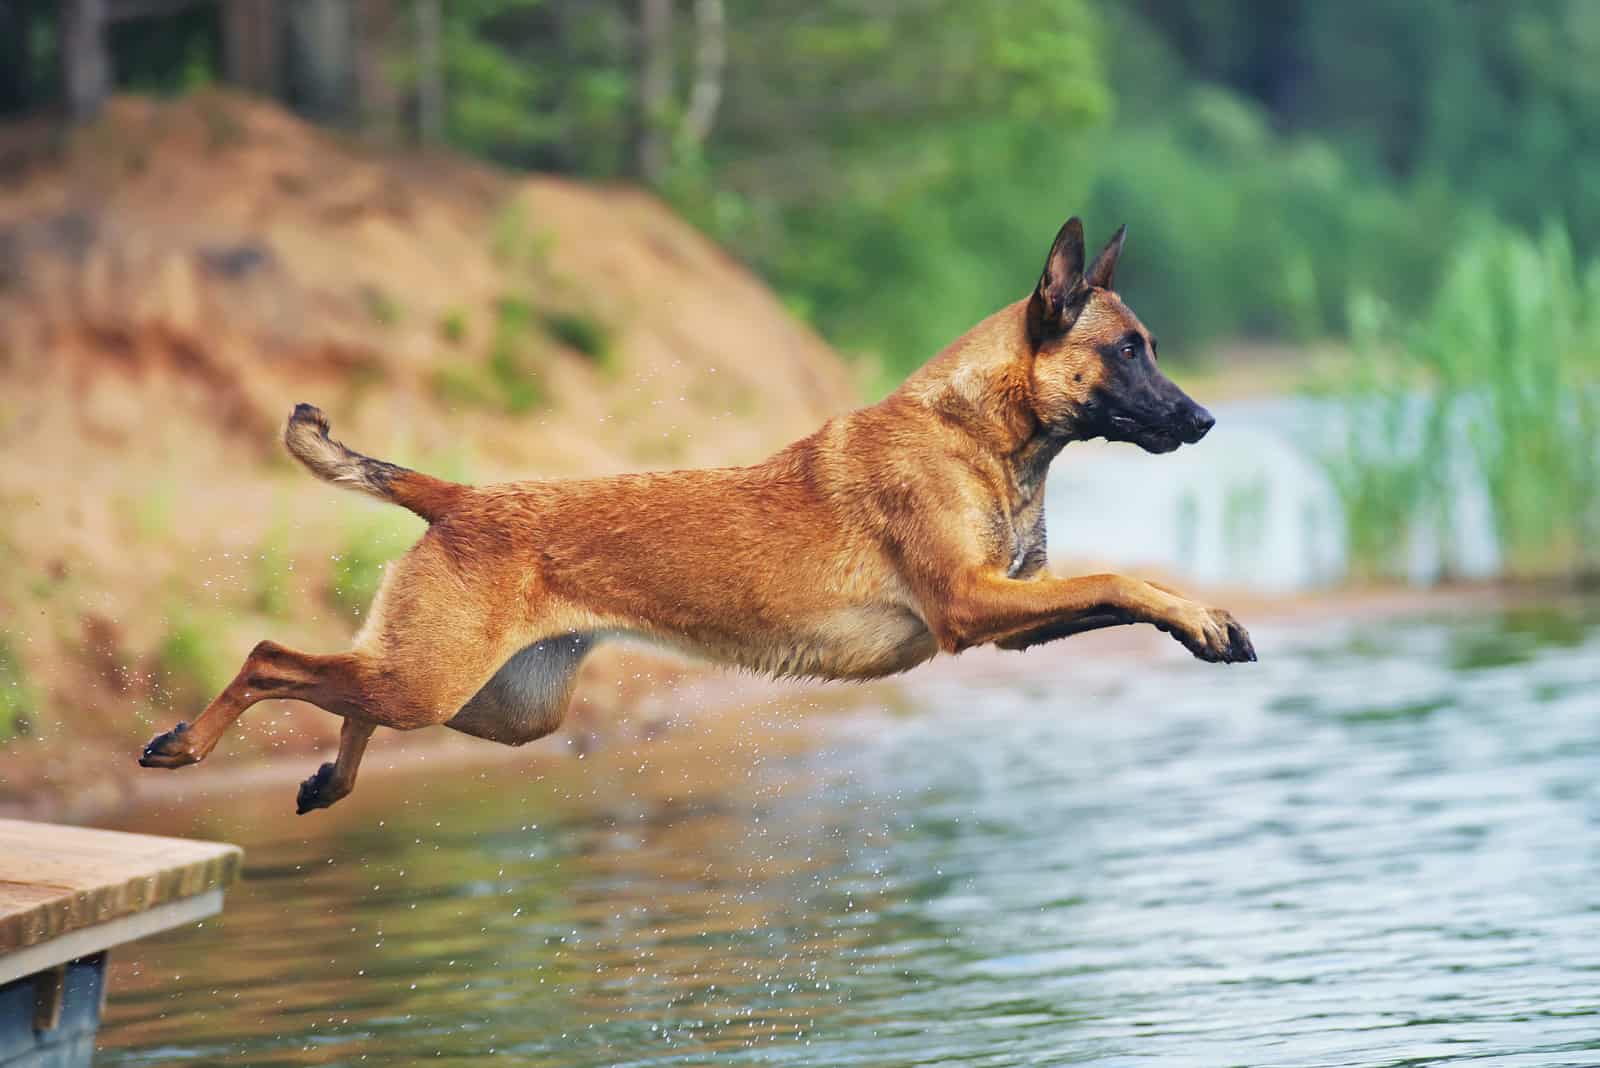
[2,0,1599,791]
[8,0,1600,374]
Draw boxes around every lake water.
[1045,397,1503,592]
[96,600,1600,1067]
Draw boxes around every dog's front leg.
[931,572,1255,663]
[990,580,1206,650]
[991,610,1135,650]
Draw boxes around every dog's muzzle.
[1180,403,1215,444]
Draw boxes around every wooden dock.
[0,819,240,1067]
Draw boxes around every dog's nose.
[1187,405,1215,442]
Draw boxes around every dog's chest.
[1003,488,1049,579]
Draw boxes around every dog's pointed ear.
[1028,217,1090,343]
[1086,224,1127,290]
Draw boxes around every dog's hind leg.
[444,633,596,746]
[142,529,547,807]
[141,632,524,811]
[296,717,376,814]
[140,640,366,768]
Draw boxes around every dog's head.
[1023,218,1213,454]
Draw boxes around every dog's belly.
[662,603,938,681]
[793,604,940,679]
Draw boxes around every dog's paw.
[140,721,201,768]
[296,762,343,815]
[1159,606,1256,664]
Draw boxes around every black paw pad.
[295,761,338,815]
[139,721,193,767]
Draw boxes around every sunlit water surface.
[97,603,1600,1066]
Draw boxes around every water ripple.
[98,603,1600,1066]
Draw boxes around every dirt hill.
[0,93,859,806]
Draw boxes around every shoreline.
[5,580,1578,826]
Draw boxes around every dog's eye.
[1120,344,1136,358]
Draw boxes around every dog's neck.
[1011,422,1075,497]
[899,299,1078,497]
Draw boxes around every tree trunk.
[0,0,30,115]
[682,0,723,146]
[283,0,358,125]
[61,0,111,121]
[355,0,402,141]
[637,0,673,181]
[412,0,443,144]
[222,0,282,97]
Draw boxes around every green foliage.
[682,0,1111,378]
[253,525,293,618]
[427,1,633,174]
[489,296,546,412]
[540,309,612,366]
[363,286,403,327]
[122,482,176,543]
[1328,223,1600,580]
[430,296,549,413]
[53,0,1600,387]
[490,200,553,269]
[0,635,34,740]
[439,308,470,345]
[430,362,498,410]
[151,613,228,711]
[328,511,424,618]
[109,7,219,95]
[691,0,1600,375]
[1074,105,1456,348]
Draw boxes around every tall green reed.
[1331,223,1600,581]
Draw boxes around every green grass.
[1327,223,1600,581]
[150,612,229,712]
[491,200,531,266]
[0,634,35,740]
[121,481,176,543]
[428,297,549,414]
[328,510,425,618]
[363,286,403,327]
[490,200,555,271]
[429,363,499,410]
[540,309,613,367]
[439,307,469,345]
[486,348,545,413]
[253,525,293,618]
[486,296,546,413]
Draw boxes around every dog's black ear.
[1086,224,1127,290]
[1028,217,1089,343]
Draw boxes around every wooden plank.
[0,821,240,955]
[0,891,222,987]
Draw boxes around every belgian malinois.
[141,218,1255,813]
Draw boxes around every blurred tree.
[637,0,672,179]
[0,1,32,113]
[355,0,404,140]
[221,0,281,98]
[682,0,724,146]
[423,0,633,174]
[283,0,359,124]
[9,0,1600,378]
[689,0,1111,375]
[61,0,110,119]
[412,0,443,142]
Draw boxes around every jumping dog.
[140,217,1256,813]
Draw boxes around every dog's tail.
[284,404,468,524]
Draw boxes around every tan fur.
[141,219,1254,813]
